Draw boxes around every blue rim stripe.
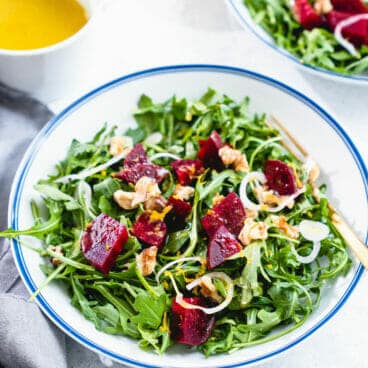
[228,0,368,82]
[8,64,368,368]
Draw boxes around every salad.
[244,0,368,75]
[0,90,351,356]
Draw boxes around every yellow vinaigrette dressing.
[0,0,88,51]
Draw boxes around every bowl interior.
[10,66,367,368]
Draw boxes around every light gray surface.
[1,1,367,368]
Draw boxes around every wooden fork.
[268,115,368,271]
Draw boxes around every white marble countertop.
[52,1,368,367]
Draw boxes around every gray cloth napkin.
[0,84,121,368]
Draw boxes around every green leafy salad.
[0,89,352,355]
[243,0,368,76]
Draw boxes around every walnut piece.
[314,0,333,15]
[109,136,133,156]
[48,245,63,266]
[173,185,195,201]
[218,146,249,172]
[271,215,299,239]
[239,218,268,246]
[199,275,222,303]
[136,246,158,276]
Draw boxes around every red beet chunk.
[132,212,167,248]
[81,213,128,274]
[264,160,297,196]
[198,131,224,171]
[171,159,204,185]
[117,163,169,184]
[171,297,215,346]
[331,0,368,14]
[293,0,325,30]
[201,211,224,239]
[327,11,368,47]
[213,192,246,236]
[207,225,242,269]
[123,144,148,168]
[168,196,192,219]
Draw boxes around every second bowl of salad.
[229,0,368,82]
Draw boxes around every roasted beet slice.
[213,192,246,236]
[168,196,192,219]
[171,159,204,185]
[293,0,325,30]
[264,160,297,196]
[331,0,368,14]
[198,131,224,171]
[123,143,148,168]
[132,212,167,248]
[81,213,128,274]
[171,297,215,346]
[201,211,224,239]
[327,11,368,46]
[117,163,169,184]
[207,225,242,269]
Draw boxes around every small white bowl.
[8,65,368,367]
[228,0,368,84]
[0,0,106,101]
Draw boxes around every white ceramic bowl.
[9,65,368,368]
[0,0,109,101]
[228,0,368,84]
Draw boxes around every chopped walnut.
[48,245,63,266]
[173,185,195,201]
[114,176,162,210]
[218,146,249,172]
[271,215,299,239]
[113,190,144,210]
[109,136,133,156]
[198,275,222,303]
[256,187,295,210]
[239,218,268,246]
[136,246,157,276]
[314,0,333,15]
[212,192,225,207]
[144,196,167,211]
[135,176,161,199]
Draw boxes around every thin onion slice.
[175,272,234,315]
[150,152,181,162]
[155,256,203,283]
[239,171,267,211]
[55,150,129,184]
[293,220,329,264]
[292,241,321,264]
[334,14,368,56]
[267,187,306,213]
[239,171,305,213]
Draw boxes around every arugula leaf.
[132,290,167,329]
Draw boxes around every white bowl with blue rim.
[9,65,368,367]
[228,0,368,84]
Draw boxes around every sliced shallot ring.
[150,152,181,162]
[175,272,234,315]
[239,171,305,213]
[292,220,329,264]
[155,256,203,283]
[334,14,368,56]
[239,171,267,211]
[55,149,130,184]
[292,241,321,264]
[266,187,306,213]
